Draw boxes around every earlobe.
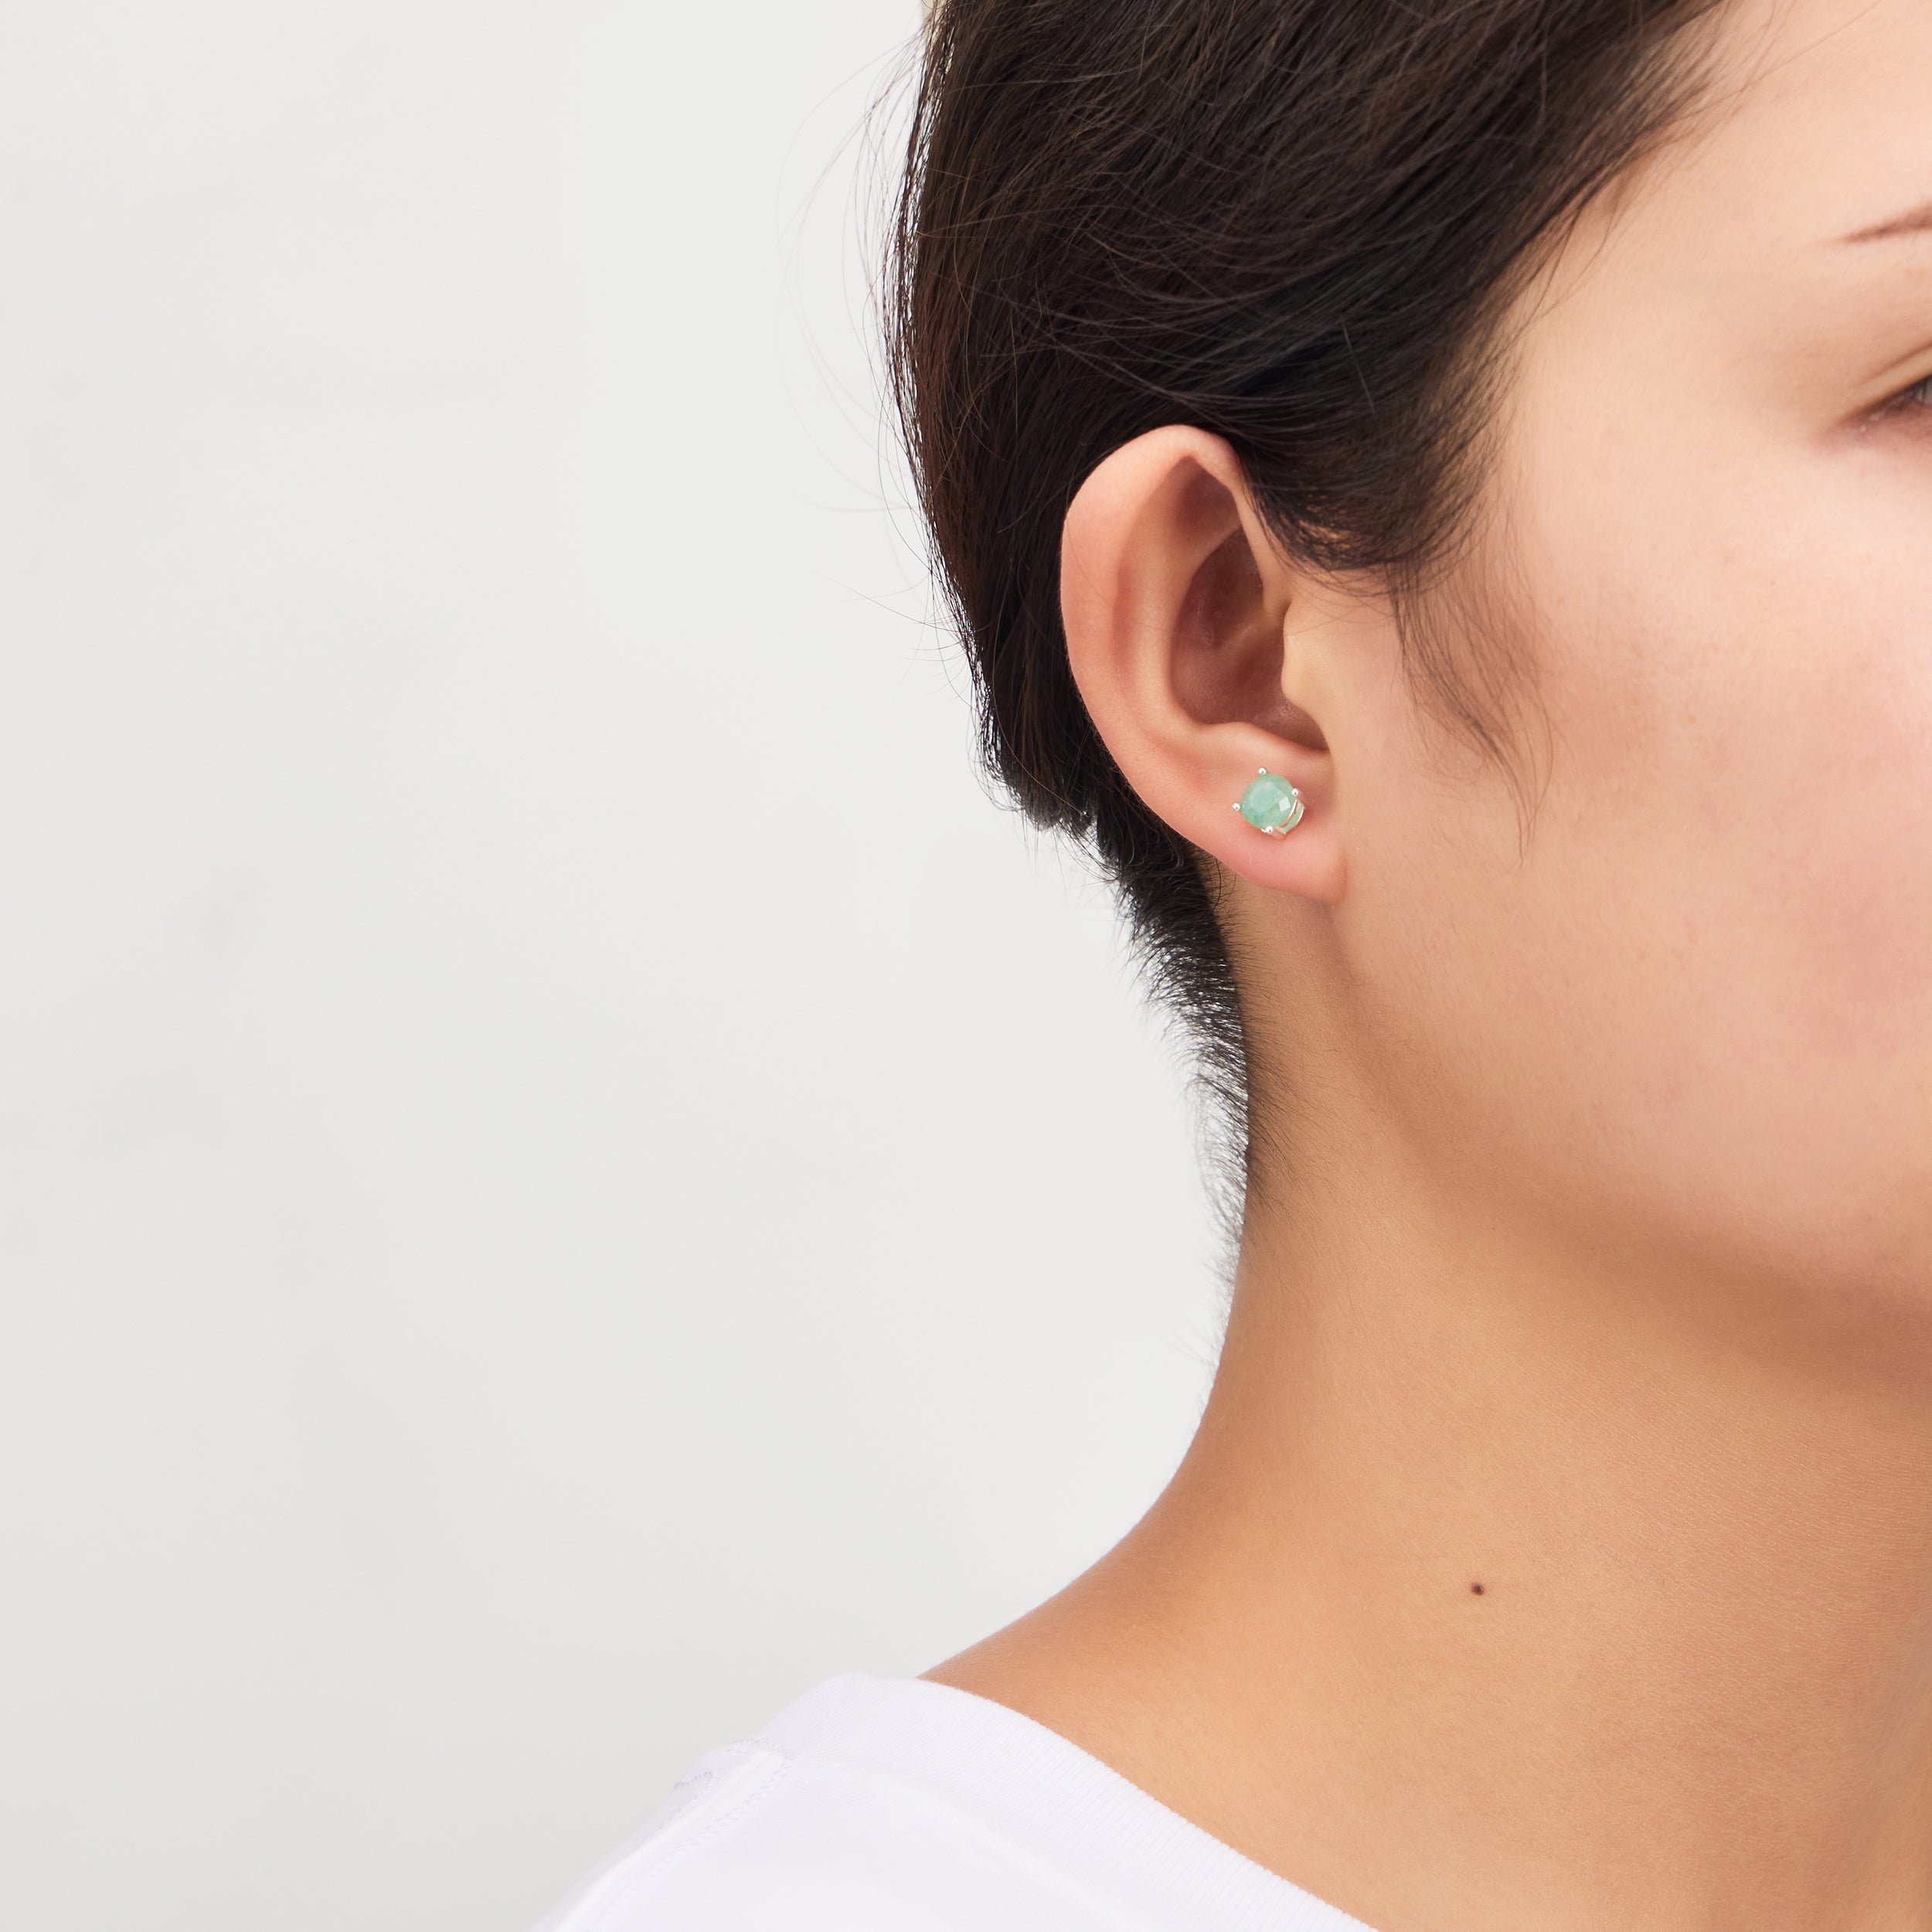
[1060,424,1347,905]
[1216,746,1346,903]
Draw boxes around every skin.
[926,2,1932,1928]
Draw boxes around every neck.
[930,1109,1932,1932]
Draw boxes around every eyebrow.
[1844,200,1932,245]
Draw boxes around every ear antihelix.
[1233,768,1305,838]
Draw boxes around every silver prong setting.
[1256,794,1305,836]
[1236,769,1305,837]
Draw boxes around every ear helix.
[1234,768,1304,838]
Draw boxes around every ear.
[1060,426,1346,902]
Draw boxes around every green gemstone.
[1239,770,1303,832]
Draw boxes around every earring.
[1234,768,1304,837]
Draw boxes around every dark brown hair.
[886,0,1721,1199]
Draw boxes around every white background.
[0,5,1223,1927]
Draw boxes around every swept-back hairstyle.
[886,0,1722,1202]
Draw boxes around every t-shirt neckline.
[756,1670,1378,1932]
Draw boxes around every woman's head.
[889,0,1726,1180]
[891,0,1932,1308]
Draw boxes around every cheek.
[1762,521,1932,1049]
[1553,487,1932,1049]
[1495,468,1932,1264]
[1342,457,1932,1281]
[1773,666,1932,1056]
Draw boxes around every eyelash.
[1869,371,1932,431]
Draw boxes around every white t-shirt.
[533,1672,1376,1930]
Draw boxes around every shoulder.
[530,1672,1361,1932]
[530,1712,1102,1932]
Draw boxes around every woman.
[539,0,1932,1925]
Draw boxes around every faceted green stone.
[1238,770,1303,832]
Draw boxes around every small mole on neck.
[1470,1582,1485,1595]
